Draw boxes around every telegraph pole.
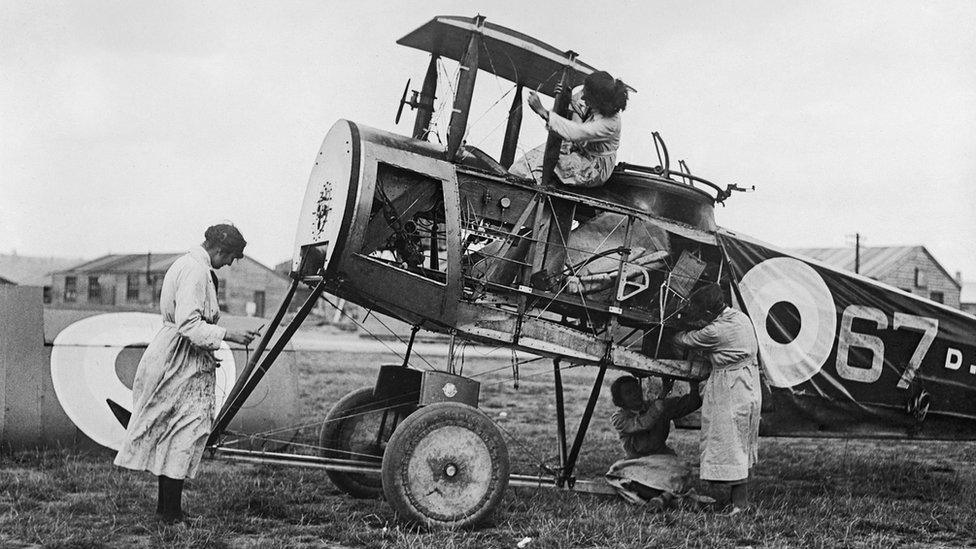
[846,233,864,274]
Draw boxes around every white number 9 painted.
[50,313,236,450]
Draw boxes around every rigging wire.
[219,359,585,469]
[425,58,460,144]
[508,67,569,184]
[224,351,558,445]
[463,85,516,146]
[461,40,516,149]
[319,294,437,371]
[219,388,424,443]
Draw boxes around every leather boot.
[730,482,750,511]
[156,475,184,523]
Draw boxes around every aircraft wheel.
[381,402,509,528]
[319,387,394,498]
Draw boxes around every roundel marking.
[50,312,236,450]
[738,257,837,388]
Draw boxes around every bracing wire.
[426,58,460,144]
[244,353,558,446]
[462,40,515,148]
[464,86,517,149]
[528,195,626,338]
[220,389,423,441]
[319,294,438,371]
[220,358,586,462]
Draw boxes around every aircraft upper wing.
[397,15,602,97]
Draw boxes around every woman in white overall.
[673,284,762,514]
[114,224,259,523]
[511,70,628,188]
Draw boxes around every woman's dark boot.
[157,475,185,523]
[730,482,750,511]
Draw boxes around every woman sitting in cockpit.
[510,70,628,188]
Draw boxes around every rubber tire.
[319,387,390,498]
[381,402,509,528]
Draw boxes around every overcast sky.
[2,1,974,279]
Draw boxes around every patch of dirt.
[106,534,155,549]
[228,535,354,548]
[0,535,42,549]
[0,468,51,483]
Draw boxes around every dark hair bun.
[204,223,247,253]
[584,71,628,117]
[689,284,725,316]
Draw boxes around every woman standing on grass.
[114,223,259,523]
[672,284,762,514]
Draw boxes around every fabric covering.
[511,87,621,187]
[468,211,670,305]
[720,232,976,439]
[114,246,227,479]
[605,454,692,505]
[675,307,762,481]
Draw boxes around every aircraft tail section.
[718,230,976,439]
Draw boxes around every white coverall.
[114,246,226,479]
[674,307,762,482]
[511,87,621,187]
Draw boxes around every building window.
[253,290,266,317]
[217,279,227,312]
[127,273,140,301]
[43,286,52,304]
[152,274,163,304]
[930,291,944,304]
[88,276,101,302]
[64,276,77,302]
[914,267,927,288]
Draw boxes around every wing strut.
[413,54,439,139]
[552,358,569,486]
[559,361,607,487]
[499,84,523,168]
[446,15,485,160]
[207,278,327,447]
[541,54,576,186]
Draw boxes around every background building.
[790,245,961,308]
[961,281,976,316]
[48,253,291,318]
[0,253,87,300]
[273,259,357,324]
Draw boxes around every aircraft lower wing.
[718,229,976,439]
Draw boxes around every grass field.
[2,347,975,548]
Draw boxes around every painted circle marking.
[50,312,235,450]
[739,257,837,388]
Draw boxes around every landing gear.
[319,387,400,498]
[317,368,507,526]
[381,402,509,528]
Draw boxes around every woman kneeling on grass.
[114,224,260,523]
[672,284,762,515]
[606,375,703,509]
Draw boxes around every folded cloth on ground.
[606,454,715,507]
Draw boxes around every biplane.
[207,15,976,527]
